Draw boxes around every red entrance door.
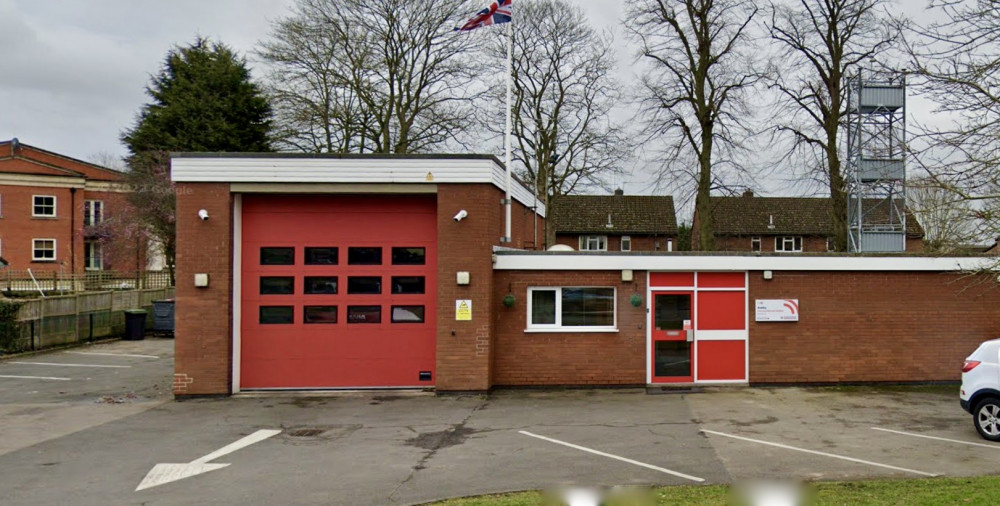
[651,291,694,383]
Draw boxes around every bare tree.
[908,177,980,253]
[123,152,177,285]
[626,0,761,251]
[766,0,901,251]
[258,0,485,154]
[483,0,631,245]
[902,0,1000,239]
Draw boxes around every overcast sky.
[0,0,625,164]
[1,0,937,197]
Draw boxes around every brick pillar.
[174,183,233,396]
[435,184,501,392]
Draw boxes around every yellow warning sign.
[455,300,472,321]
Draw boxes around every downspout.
[70,188,76,276]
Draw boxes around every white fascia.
[493,254,994,272]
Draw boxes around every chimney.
[614,188,624,197]
[743,189,753,198]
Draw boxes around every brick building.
[172,154,998,397]
[0,139,144,275]
[550,190,678,252]
[695,191,924,253]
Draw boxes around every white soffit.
[493,254,994,272]
[170,156,545,217]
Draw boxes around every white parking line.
[518,430,705,482]
[701,429,938,477]
[66,352,159,359]
[10,361,131,369]
[0,374,71,381]
[872,427,1000,449]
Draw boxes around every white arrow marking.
[136,429,281,491]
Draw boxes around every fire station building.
[171,154,1000,396]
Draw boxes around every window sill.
[31,216,58,220]
[31,260,57,263]
[524,327,619,334]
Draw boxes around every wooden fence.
[1,287,175,353]
[1,270,172,294]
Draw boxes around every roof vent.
[768,214,775,230]
[606,213,614,229]
[614,188,624,196]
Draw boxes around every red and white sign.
[755,299,799,322]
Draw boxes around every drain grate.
[287,428,325,438]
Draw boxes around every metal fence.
[1,270,172,294]
[0,287,175,354]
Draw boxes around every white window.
[84,200,104,226]
[620,236,632,252]
[32,195,56,217]
[85,241,103,270]
[751,236,761,252]
[527,287,616,331]
[578,235,607,251]
[775,236,803,252]
[32,239,56,261]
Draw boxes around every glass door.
[651,292,693,383]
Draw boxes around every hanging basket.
[629,293,643,307]
[502,293,516,308]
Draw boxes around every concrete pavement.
[1,340,995,505]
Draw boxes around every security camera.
[198,209,209,221]
[453,210,468,222]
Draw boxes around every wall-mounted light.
[763,270,773,280]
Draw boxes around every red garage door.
[240,194,437,389]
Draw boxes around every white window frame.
[32,195,57,218]
[32,238,57,261]
[578,235,607,251]
[84,200,104,226]
[621,235,632,252]
[84,240,103,271]
[775,236,803,253]
[751,236,761,252]
[526,286,617,332]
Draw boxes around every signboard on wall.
[455,300,472,321]
[755,299,799,322]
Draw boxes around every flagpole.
[503,18,513,244]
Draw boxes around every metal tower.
[846,72,907,252]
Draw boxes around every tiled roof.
[551,193,678,235]
[709,195,924,238]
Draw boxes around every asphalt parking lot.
[1,339,999,505]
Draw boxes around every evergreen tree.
[123,37,272,153]
[121,38,272,283]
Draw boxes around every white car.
[961,339,1000,441]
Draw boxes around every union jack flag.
[455,0,512,31]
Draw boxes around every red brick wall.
[173,183,233,396]
[555,234,677,252]
[0,184,83,273]
[748,271,1000,383]
[492,270,648,386]
[716,235,829,253]
[436,184,501,391]
[715,235,926,254]
[83,190,145,272]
